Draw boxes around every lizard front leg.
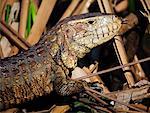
[53,66,85,96]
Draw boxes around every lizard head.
[49,13,122,68]
[61,13,122,55]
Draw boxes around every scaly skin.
[0,13,122,110]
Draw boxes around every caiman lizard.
[0,13,122,110]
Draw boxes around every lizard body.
[0,13,122,110]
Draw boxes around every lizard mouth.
[121,18,128,24]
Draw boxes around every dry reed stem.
[89,64,102,82]
[86,90,108,105]
[85,87,147,113]
[133,55,146,80]
[99,0,113,13]
[75,57,150,81]
[9,0,30,56]
[0,21,30,50]
[1,0,15,20]
[140,0,150,14]
[0,0,7,19]
[49,105,70,113]
[1,20,30,47]
[106,85,150,101]
[83,67,100,82]
[98,0,135,87]
[97,0,105,13]
[113,36,135,87]
[116,109,143,113]
[117,13,146,81]
[131,104,150,112]
[145,0,150,9]
[85,91,114,113]
[83,66,110,93]
[27,0,56,45]
[84,62,110,93]
[19,0,29,38]
[60,0,80,20]
[114,0,128,13]
[72,0,87,15]
[73,0,94,15]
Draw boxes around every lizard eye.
[88,20,95,24]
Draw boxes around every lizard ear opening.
[62,24,76,38]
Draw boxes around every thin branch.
[0,21,30,50]
[75,57,150,80]
[19,0,29,38]
[27,0,56,45]
[85,87,147,113]
[60,0,80,20]
[85,90,108,105]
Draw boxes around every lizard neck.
[44,30,78,69]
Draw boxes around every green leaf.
[30,0,37,22]
[5,5,11,24]
[26,1,32,38]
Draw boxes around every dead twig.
[1,21,31,47]
[27,0,56,45]
[83,66,110,93]
[98,0,135,87]
[91,105,113,113]
[106,85,150,100]
[140,0,150,15]
[0,21,30,50]
[75,57,150,80]
[73,91,113,113]
[85,87,147,113]
[0,0,7,19]
[0,20,31,49]
[72,0,94,15]
[19,0,29,38]
[60,0,80,20]
[116,109,142,113]
[86,90,108,105]
[73,96,113,113]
